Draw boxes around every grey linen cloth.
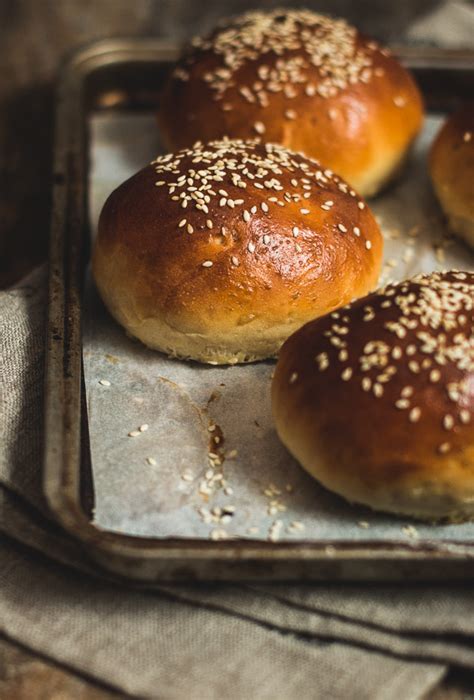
[3,269,473,700]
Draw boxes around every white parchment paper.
[84,112,474,542]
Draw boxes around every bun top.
[184,9,377,104]
[111,139,381,284]
[159,9,423,196]
[93,137,383,363]
[277,270,473,458]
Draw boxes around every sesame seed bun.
[92,138,382,364]
[272,271,474,521]
[430,105,474,250]
[158,9,424,198]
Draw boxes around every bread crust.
[430,105,474,249]
[158,9,423,197]
[272,271,474,521]
[92,139,382,364]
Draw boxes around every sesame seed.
[243,210,251,222]
[373,383,384,397]
[202,260,213,267]
[393,95,406,107]
[292,226,299,237]
[358,201,365,210]
[231,256,240,266]
[365,240,372,250]
[285,109,297,120]
[300,208,310,214]
[443,414,454,430]
[187,224,194,234]
[139,424,149,432]
[337,223,347,233]
[341,367,353,381]
[254,121,266,134]
[438,442,451,454]
[460,410,470,424]
[263,234,270,245]
[98,379,111,386]
[261,202,269,212]
[248,241,256,253]
[289,372,298,384]
[206,219,213,229]
[146,457,157,466]
[464,131,472,142]
[128,430,140,437]
[409,407,421,423]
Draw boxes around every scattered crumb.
[210,528,229,541]
[105,354,119,364]
[268,520,283,542]
[402,525,420,539]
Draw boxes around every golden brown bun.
[92,138,382,364]
[430,105,474,249]
[272,270,474,521]
[158,9,424,198]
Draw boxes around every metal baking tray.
[44,38,474,582]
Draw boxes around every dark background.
[0,1,472,698]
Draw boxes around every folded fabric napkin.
[2,268,474,700]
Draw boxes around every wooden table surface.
[0,1,472,697]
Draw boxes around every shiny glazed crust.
[92,138,382,364]
[158,9,423,197]
[430,105,474,249]
[272,271,474,521]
